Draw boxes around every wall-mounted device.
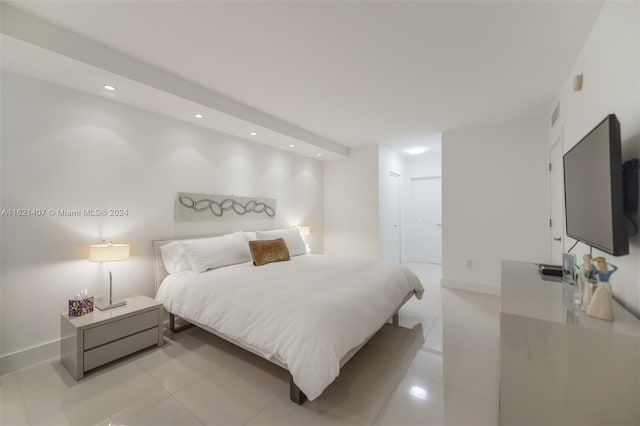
[563,114,629,256]
[573,74,584,92]
[623,158,639,213]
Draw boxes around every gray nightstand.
[60,295,164,380]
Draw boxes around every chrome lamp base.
[96,260,127,311]
[96,300,127,311]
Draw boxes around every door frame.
[389,171,402,263]
[549,129,564,263]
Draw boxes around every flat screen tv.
[563,114,628,256]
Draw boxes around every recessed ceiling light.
[405,147,428,155]
[250,132,257,136]
[289,144,295,148]
[195,114,203,119]
[103,84,116,91]
[316,153,322,157]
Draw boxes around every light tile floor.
[0,262,500,426]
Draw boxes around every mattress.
[155,254,424,400]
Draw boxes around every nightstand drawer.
[84,309,159,350]
[84,327,159,371]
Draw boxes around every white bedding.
[155,254,424,400]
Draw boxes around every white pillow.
[255,228,306,256]
[243,231,257,241]
[160,241,192,274]
[182,232,252,273]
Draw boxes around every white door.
[550,139,564,263]
[380,172,401,264]
[409,177,442,264]
[388,173,401,263]
[378,172,402,263]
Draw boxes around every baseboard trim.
[441,278,501,296]
[405,259,442,265]
[1,339,60,375]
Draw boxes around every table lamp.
[295,226,310,237]
[89,240,129,310]
[295,226,311,252]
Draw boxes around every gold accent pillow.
[249,238,291,266]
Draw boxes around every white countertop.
[501,260,640,338]
[499,260,640,426]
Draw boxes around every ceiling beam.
[0,2,349,157]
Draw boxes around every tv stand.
[499,260,639,426]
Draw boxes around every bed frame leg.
[170,313,194,333]
[392,312,399,326]
[289,374,307,405]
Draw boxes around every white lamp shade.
[89,243,130,262]
[296,226,311,237]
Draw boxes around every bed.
[152,234,424,404]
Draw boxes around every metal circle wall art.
[175,193,276,222]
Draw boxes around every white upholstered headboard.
[151,238,173,293]
[151,234,223,293]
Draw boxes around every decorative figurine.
[594,257,618,283]
[582,254,597,281]
[587,282,614,321]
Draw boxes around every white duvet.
[155,254,424,400]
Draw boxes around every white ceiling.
[1,34,344,160]
[6,1,602,150]
[384,133,442,157]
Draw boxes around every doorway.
[549,137,564,263]
[408,176,442,264]
[380,171,402,264]
[388,172,401,263]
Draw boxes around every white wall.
[442,115,549,294]
[551,1,640,316]
[0,71,324,373]
[324,145,380,259]
[405,152,442,179]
